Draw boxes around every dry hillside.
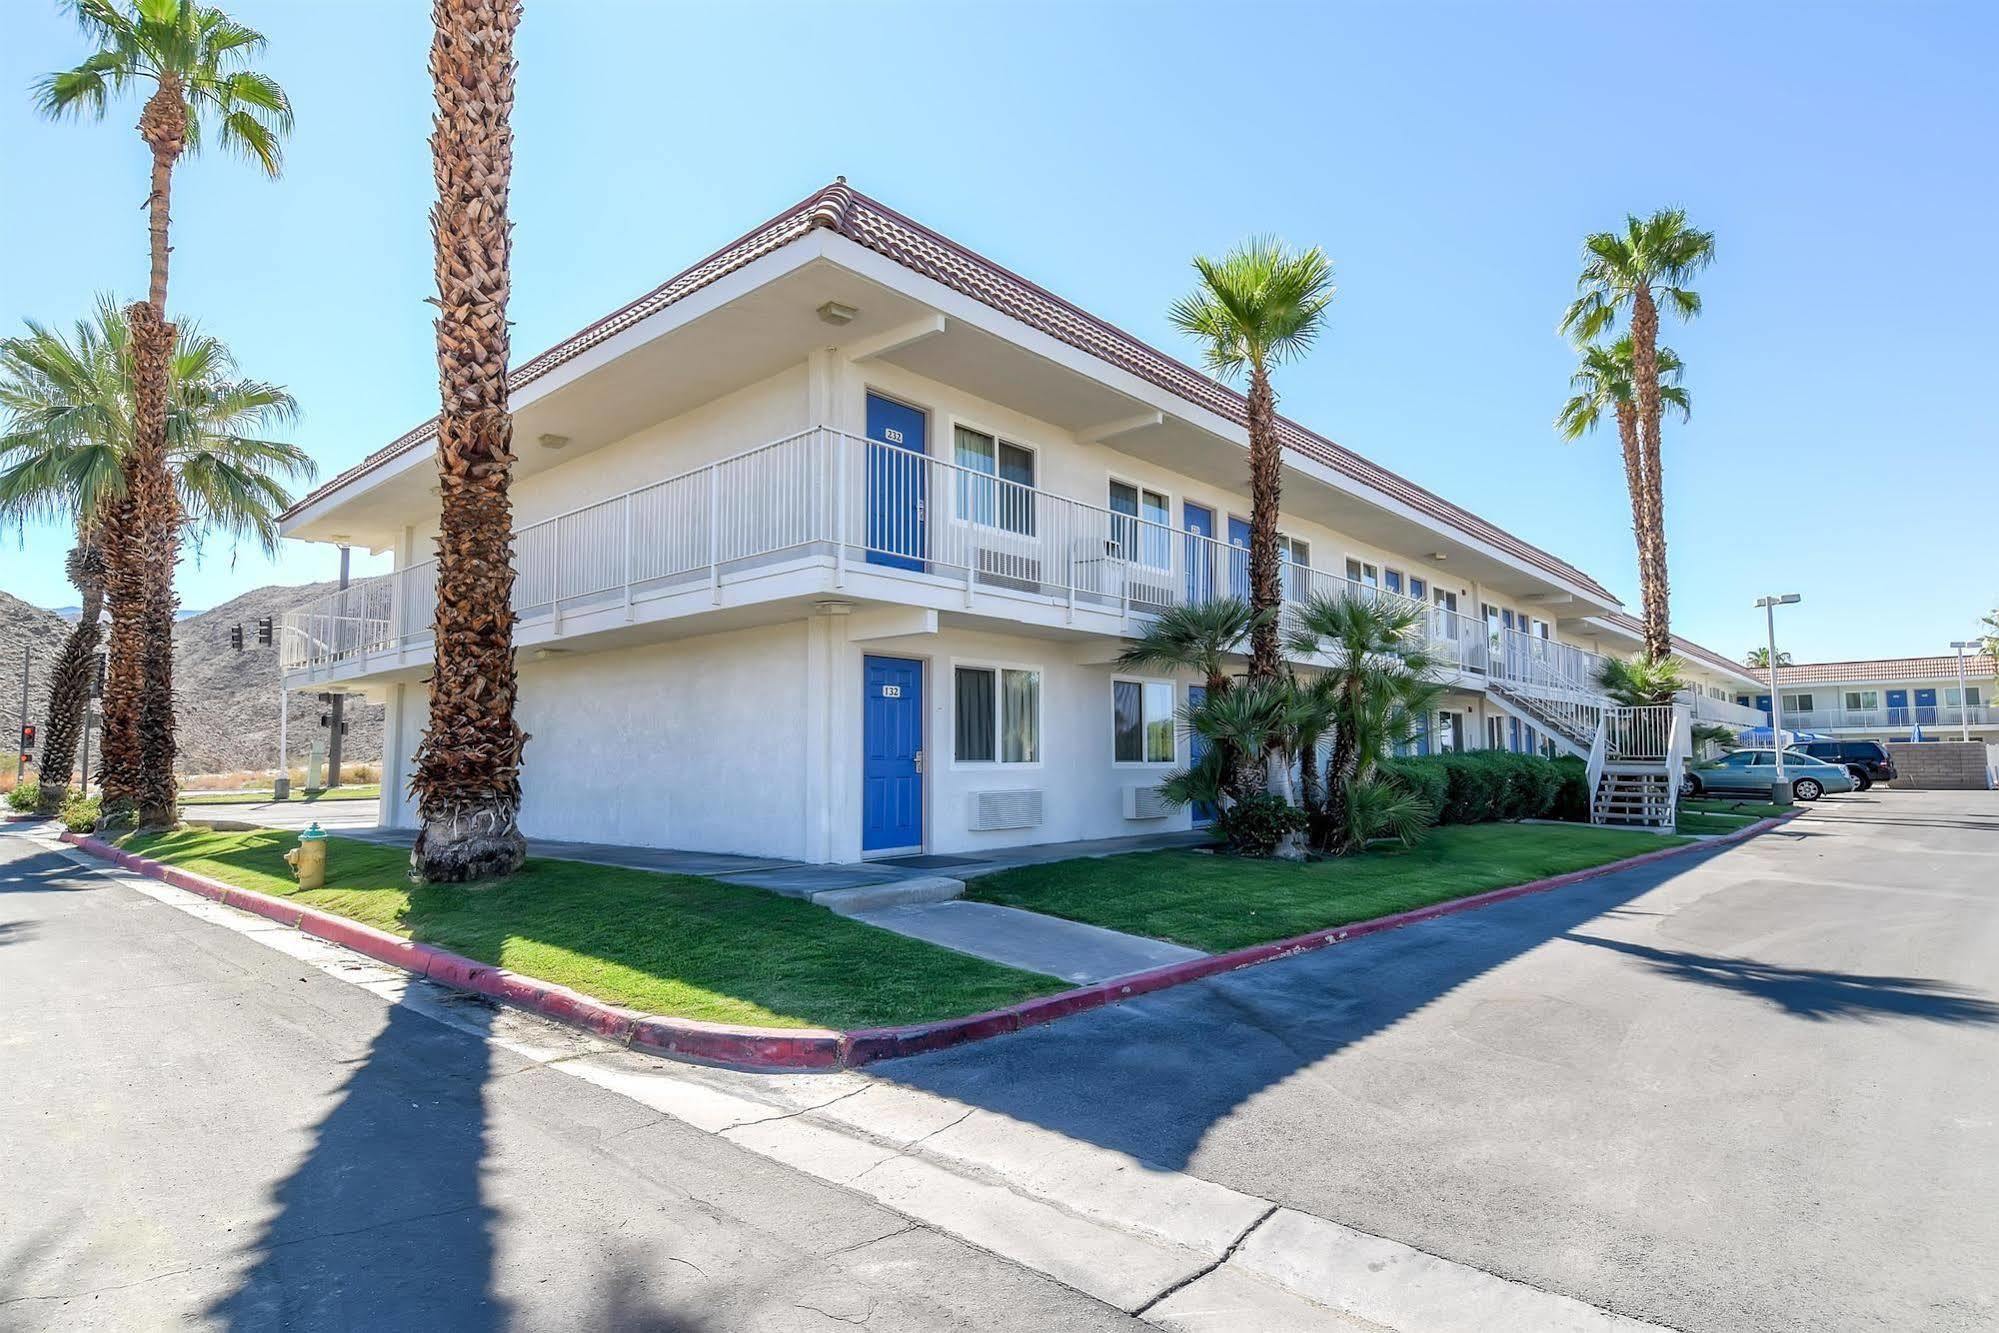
[0,581,383,778]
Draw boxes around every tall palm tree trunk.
[1628,286,1671,661]
[100,77,189,829]
[1244,366,1284,682]
[96,495,141,817]
[1612,399,1662,651]
[410,0,528,883]
[35,542,106,813]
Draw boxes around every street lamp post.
[1950,640,1976,743]
[1756,594,1802,800]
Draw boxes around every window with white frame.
[1946,686,1983,706]
[954,665,1040,764]
[1113,678,1176,763]
[1408,575,1428,601]
[1108,480,1170,567]
[1783,693,1814,712]
[1278,534,1312,598]
[1383,568,1404,595]
[1845,690,1879,711]
[1345,558,1378,589]
[954,426,1035,536]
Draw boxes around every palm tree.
[1744,647,1792,670]
[1557,337,1689,636]
[1117,597,1267,800]
[1594,654,1685,707]
[38,0,291,828]
[409,0,528,883]
[1560,209,1715,662]
[1170,238,1335,684]
[0,299,307,812]
[1286,593,1443,853]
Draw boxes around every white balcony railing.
[1725,703,1995,733]
[278,427,1560,683]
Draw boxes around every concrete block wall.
[1885,742,1992,790]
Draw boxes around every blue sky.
[2,0,1993,663]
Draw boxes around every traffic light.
[230,624,244,652]
[19,724,34,750]
[257,617,273,646]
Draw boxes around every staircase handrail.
[1585,712,1609,822]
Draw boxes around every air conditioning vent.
[1123,784,1174,820]
[970,788,1043,831]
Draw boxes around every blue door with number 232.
[863,656,924,853]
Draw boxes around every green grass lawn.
[178,783,382,806]
[1674,810,1759,835]
[1681,796,1795,818]
[122,828,1062,1030]
[967,823,1692,954]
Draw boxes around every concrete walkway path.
[852,899,1206,984]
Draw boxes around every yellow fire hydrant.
[284,823,328,890]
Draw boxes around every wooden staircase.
[1591,762,1677,828]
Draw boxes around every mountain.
[0,591,74,756]
[173,583,383,774]
[0,581,382,777]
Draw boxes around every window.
[1783,693,1814,712]
[954,665,1040,764]
[1278,534,1312,598]
[1717,752,1755,768]
[1844,690,1879,711]
[1109,480,1170,566]
[1113,679,1175,763]
[1344,558,1378,589]
[1384,568,1404,595]
[1947,687,1983,706]
[954,427,1035,535]
[1408,576,1427,601]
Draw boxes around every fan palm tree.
[1744,647,1792,670]
[1286,592,1443,853]
[0,299,309,812]
[37,0,291,828]
[1556,336,1689,643]
[1560,209,1715,662]
[409,0,529,882]
[1594,654,1685,707]
[1117,597,1267,799]
[1170,238,1335,685]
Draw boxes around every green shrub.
[1379,751,1572,825]
[1217,793,1309,858]
[5,780,39,813]
[1549,755,1592,822]
[59,792,100,834]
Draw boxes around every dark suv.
[1800,740,1896,790]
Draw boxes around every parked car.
[1685,748,1855,801]
[1797,739,1896,791]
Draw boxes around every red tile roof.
[1596,610,1758,682]
[1776,656,1998,685]
[283,180,1617,601]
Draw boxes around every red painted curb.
[57,812,1796,1073]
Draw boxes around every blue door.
[1227,516,1251,599]
[866,393,927,571]
[1187,684,1217,826]
[862,655,924,853]
[1914,688,1938,726]
[1184,503,1216,604]
[1886,688,1908,726]
[1755,694,1772,722]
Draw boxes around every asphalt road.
[0,833,1139,1333]
[882,791,1999,1333]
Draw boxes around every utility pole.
[14,646,28,785]
[326,544,349,787]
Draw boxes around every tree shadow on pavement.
[1561,933,1999,1025]
[207,995,508,1332]
[870,847,1725,1171]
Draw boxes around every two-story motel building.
[277,182,1765,864]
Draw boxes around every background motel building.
[278,182,1765,864]
[1749,655,1999,743]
